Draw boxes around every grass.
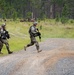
[40,20,74,39]
[0,19,74,56]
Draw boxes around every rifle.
[5,31,10,39]
[37,28,41,42]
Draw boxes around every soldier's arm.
[31,26,37,34]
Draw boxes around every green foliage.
[2,13,6,19]
[51,0,64,6]
[61,16,68,24]
[61,4,69,24]
[39,13,47,20]
[62,4,69,17]
[12,11,18,21]
[0,0,74,21]
[26,12,32,19]
[55,13,60,22]
[69,19,74,23]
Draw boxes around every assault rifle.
[37,28,41,42]
[5,31,10,39]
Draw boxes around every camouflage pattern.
[25,23,40,52]
[1,39,10,53]
[0,41,3,52]
[27,35,39,50]
[0,26,3,52]
[0,24,13,54]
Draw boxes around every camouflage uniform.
[27,25,39,50]
[0,24,13,54]
[24,22,42,53]
[0,41,3,54]
[0,27,3,54]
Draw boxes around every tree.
[12,10,17,21]
[0,0,74,19]
[61,4,69,23]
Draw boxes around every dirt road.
[0,38,74,75]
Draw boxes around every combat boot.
[8,51,13,54]
[37,50,42,53]
[24,46,27,51]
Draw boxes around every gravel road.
[0,38,74,75]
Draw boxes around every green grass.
[0,19,74,56]
[39,20,74,39]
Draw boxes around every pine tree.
[61,4,69,24]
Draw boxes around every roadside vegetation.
[0,19,74,55]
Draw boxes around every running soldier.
[24,21,42,53]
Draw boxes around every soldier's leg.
[2,40,13,54]
[27,42,34,47]
[24,42,34,51]
[5,41,13,54]
[34,40,42,53]
[24,36,34,51]
[31,37,42,52]
[0,41,3,54]
[35,41,39,50]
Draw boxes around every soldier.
[0,26,3,54]
[0,23,13,54]
[24,21,42,53]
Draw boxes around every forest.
[0,0,74,22]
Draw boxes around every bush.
[55,13,60,22]
[61,16,68,24]
[70,20,74,23]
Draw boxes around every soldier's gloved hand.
[37,28,39,31]
[5,32,10,39]
[37,32,41,36]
